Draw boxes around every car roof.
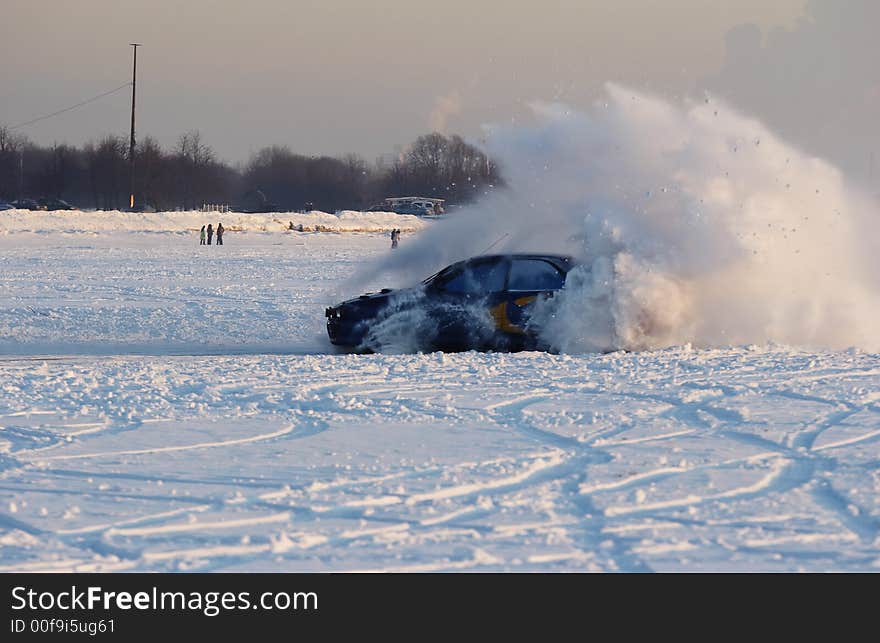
[467,253,575,265]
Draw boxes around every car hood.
[335,288,401,309]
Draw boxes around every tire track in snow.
[478,382,760,569]
[813,426,880,453]
[787,408,861,451]
[484,392,588,450]
[809,479,879,544]
[56,505,212,535]
[601,456,810,518]
[104,511,291,538]
[0,511,44,536]
[573,381,871,546]
[483,390,652,571]
[405,451,569,505]
[21,422,298,461]
[562,476,652,572]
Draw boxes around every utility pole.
[128,43,141,210]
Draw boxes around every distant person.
[199,225,206,245]
[288,221,295,230]
[216,222,224,245]
[207,223,213,245]
[390,228,398,249]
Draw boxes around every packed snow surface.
[0,230,878,572]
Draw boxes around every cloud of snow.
[359,290,437,354]
[358,83,880,352]
[359,289,497,354]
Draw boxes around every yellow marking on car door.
[490,296,537,334]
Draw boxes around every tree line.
[0,126,502,211]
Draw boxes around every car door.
[426,257,510,350]
[495,258,567,341]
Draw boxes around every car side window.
[508,259,565,291]
[439,259,508,294]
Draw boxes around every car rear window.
[508,259,565,291]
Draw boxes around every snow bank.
[0,208,428,234]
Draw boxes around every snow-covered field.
[1,226,878,572]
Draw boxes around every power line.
[9,82,132,130]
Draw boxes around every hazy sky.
[2,1,877,182]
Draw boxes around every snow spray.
[351,84,880,352]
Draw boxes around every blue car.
[326,254,574,352]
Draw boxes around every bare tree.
[381,132,500,202]
[41,143,75,198]
[0,126,30,200]
[84,135,128,209]
[2,127,502,211]
[174,130,223,209]
[135,136,172,209]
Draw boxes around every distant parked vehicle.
[384,196,445,215]
[409,200,442,214]
[0,201,15,211]
[38,197,75,211]
[11,198,43,210]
